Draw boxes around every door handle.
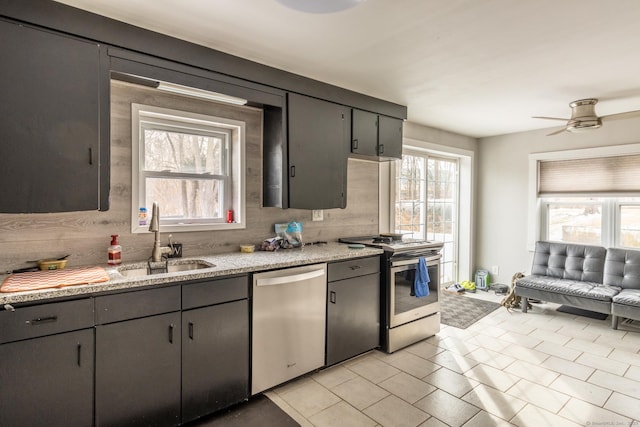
[169,323,174,343]
[378,144,384,155]
[77,343,82,367]
[290,165,296,177]
[189,322,194,340]
[352,139,359,150]
[330,291,336,304]
[256,268,325,287]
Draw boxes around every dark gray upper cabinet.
[288,93,350,209]
[264,93,350,209]
[0,19,109,213]
[351,108,403,161]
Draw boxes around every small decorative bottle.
[108,234,122,266]
[139,207,147,226]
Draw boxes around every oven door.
[389,255,440,328]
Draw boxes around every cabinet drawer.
[95,285,180,324]
[328,256,380,282]
[182,276,248,310]
[0,298,94,344]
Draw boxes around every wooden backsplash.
[0,81,379,271]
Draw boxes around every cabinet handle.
[188,322,194,340]
[77,343,82,367]
[169,323,174,343]
[290,165,296,177]
[378,144,384,155]
[25,315,58,325]
[88,147,93,165]
[349,265,361,271]
[352,139,359,150]
[330,291,336,304]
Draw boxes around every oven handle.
[391,254,441,268]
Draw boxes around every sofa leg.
[611,315,618,330]
[522,297,528,313]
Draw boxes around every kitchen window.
[131,104,245,233]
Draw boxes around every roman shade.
[538,154,640,195]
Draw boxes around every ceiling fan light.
[276,0,366,14]
[566,118,602,133]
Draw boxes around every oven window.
[394,264,438,315]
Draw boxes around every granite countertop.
[0,242,383,305]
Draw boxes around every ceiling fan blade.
[600,110,640,121]
[546,128,567,136]
[532,116,569,121]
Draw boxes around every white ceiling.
[54,0,640,138]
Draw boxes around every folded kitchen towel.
[414,257,430,297]
[1,266,109,293]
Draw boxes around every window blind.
[538,154,640,195]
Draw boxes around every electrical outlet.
[491,265,499,275]
[312,210,323,221]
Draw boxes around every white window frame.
[528,143,640,249]
[131,104,246,233]
[383,138,474,284]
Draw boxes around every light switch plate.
[312,210,323,221]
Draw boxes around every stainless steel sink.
[118,260,215,278]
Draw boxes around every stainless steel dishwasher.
[251,263,327,395]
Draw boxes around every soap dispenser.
[108,234,122,266]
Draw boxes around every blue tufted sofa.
[515,241,640,329]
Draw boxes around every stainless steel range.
[339,236,443,353]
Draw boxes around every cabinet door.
[287,93,350,209]
[327,273,380,366]
[182,300,249,423]
[0,329,94,427]
[0,19,108,212]
[96,312,181,427]
[351,109,379,157]
[377,115,403,159]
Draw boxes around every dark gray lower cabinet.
[95,312,182,427]
[326,257,381,366]
[182,300,249,423]
[0,329,94,427]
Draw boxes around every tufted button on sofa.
[514,241,640,329]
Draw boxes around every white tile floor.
[266,293,640,427]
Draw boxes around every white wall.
[476,117,640,284]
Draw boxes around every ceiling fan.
[533,98,640,136]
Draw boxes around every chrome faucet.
[149,202,172,262]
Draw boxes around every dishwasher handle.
[256,268,325,287]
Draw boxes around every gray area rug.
[440,291,502,329]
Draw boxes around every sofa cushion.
[530,241,606,283]
[612,289,640,307]
[516,275,621,302]
[603,248,640,290]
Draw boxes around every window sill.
[132,222,246,234]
